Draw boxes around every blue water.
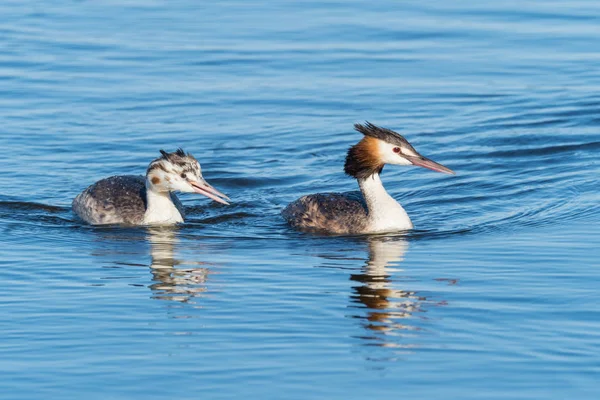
[1,1,600,398]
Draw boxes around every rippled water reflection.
[1,1,600,399]
[147,227,211,303]
[348,238,424,348]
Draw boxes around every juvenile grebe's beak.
[405,153,455,175]
[190,179,230,205]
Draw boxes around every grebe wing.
[72,175,147,225]
[282,191,368,234]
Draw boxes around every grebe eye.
[393,147,401,153]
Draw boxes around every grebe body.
[73,149,229,226]
[282,123,454,234]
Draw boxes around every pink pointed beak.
[405,154,455,175]
[189,179,230,205]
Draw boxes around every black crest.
[354,122,413,149]
[148,148,198,176]
[159,148,192,161]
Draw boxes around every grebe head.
[146,149,230,205]
[344,122,455,179]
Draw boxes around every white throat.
[143,185,183,225]
[358,174,413,232]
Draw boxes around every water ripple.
[2,1,600,398]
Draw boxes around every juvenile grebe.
[73,149,229,225]
[282,122,454,234]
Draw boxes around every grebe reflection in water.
[347,236,449,349]
[147,227,212,303]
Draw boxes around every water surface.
[1,1,600,399]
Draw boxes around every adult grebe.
[282,122,454,234]
[73,149,229,226]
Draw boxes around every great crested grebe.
[282,122,454,234]
[73,149,229,226]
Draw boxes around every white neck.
[143,185,183,225]
[358,174,413,232]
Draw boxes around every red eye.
[393,147,401,153]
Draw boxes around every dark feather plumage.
[281,192,369,234]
